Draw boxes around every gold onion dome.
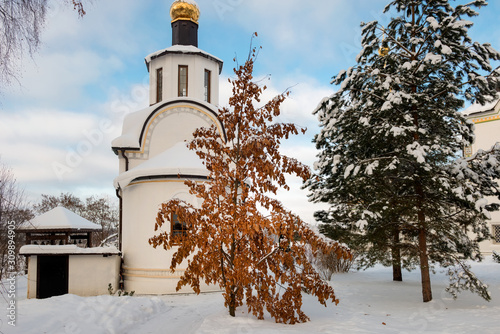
[379,46,390,57]
[170,0,200,24]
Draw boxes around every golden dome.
[170,0,200,24]
[378,46,390,57]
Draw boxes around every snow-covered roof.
[18,206,102,231]
[112,104,155,150]
[19,245,120,256]
[114,142,208,188]
[463,95,500,117]
[145,45,223,74]
[112,97,221,151]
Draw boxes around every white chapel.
[464,94,500,254]
[111,0,225,294]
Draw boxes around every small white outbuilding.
[20,245,121,299]
[18,207,121,299]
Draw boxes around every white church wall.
[471,120,500,154]
[118,103,221,172]
[468,115,500,254]
[476,119,500,254]
[121,180,191,268]
[121,179,216,294]
[147,110,212,160]
[149,53,220,106]
[117,155,126,175]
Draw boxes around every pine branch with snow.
[445,259,491,301]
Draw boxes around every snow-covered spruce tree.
[149,41,351,324]
[306,0,500,302]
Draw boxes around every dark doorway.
[36,256,69,299]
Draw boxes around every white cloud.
[7,50,123,105]
[3,0,159,108]
[0,106,119,200]
[206,0,390,68]
[1,109,100,144]
[219,73,333,125]
[216,72,332,224]
[276,173,329,225]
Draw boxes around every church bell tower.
[111,0,225,295]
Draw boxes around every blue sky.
[1,0,499,223]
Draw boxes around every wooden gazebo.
[18,206,102,247]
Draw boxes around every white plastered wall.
[149,53,220,106]
[147,108,213,160]
[124,104,218,171]
[470,117,500,254]
[121,179,218,294]
[69,255,120,296]
[26,256,37,299]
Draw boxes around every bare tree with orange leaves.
[149,39,351,324]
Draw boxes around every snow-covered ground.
[1,258,499,334]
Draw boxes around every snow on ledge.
[19,245,121,256]
[463,95,500,116]
[113,142,209,188]
[145,45,223,73]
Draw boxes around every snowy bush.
[493,251,500,264]
[108,283,135,297]
[307,247,354,280]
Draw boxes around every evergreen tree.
[306,0,500,302]
[150,41,351,323]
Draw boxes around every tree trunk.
[414,176,432,302]
[229,290,236,317]
[407,2,431,303]
[392,228,403,281]
[418,213,432,302]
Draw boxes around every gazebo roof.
[18,206,102,232]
